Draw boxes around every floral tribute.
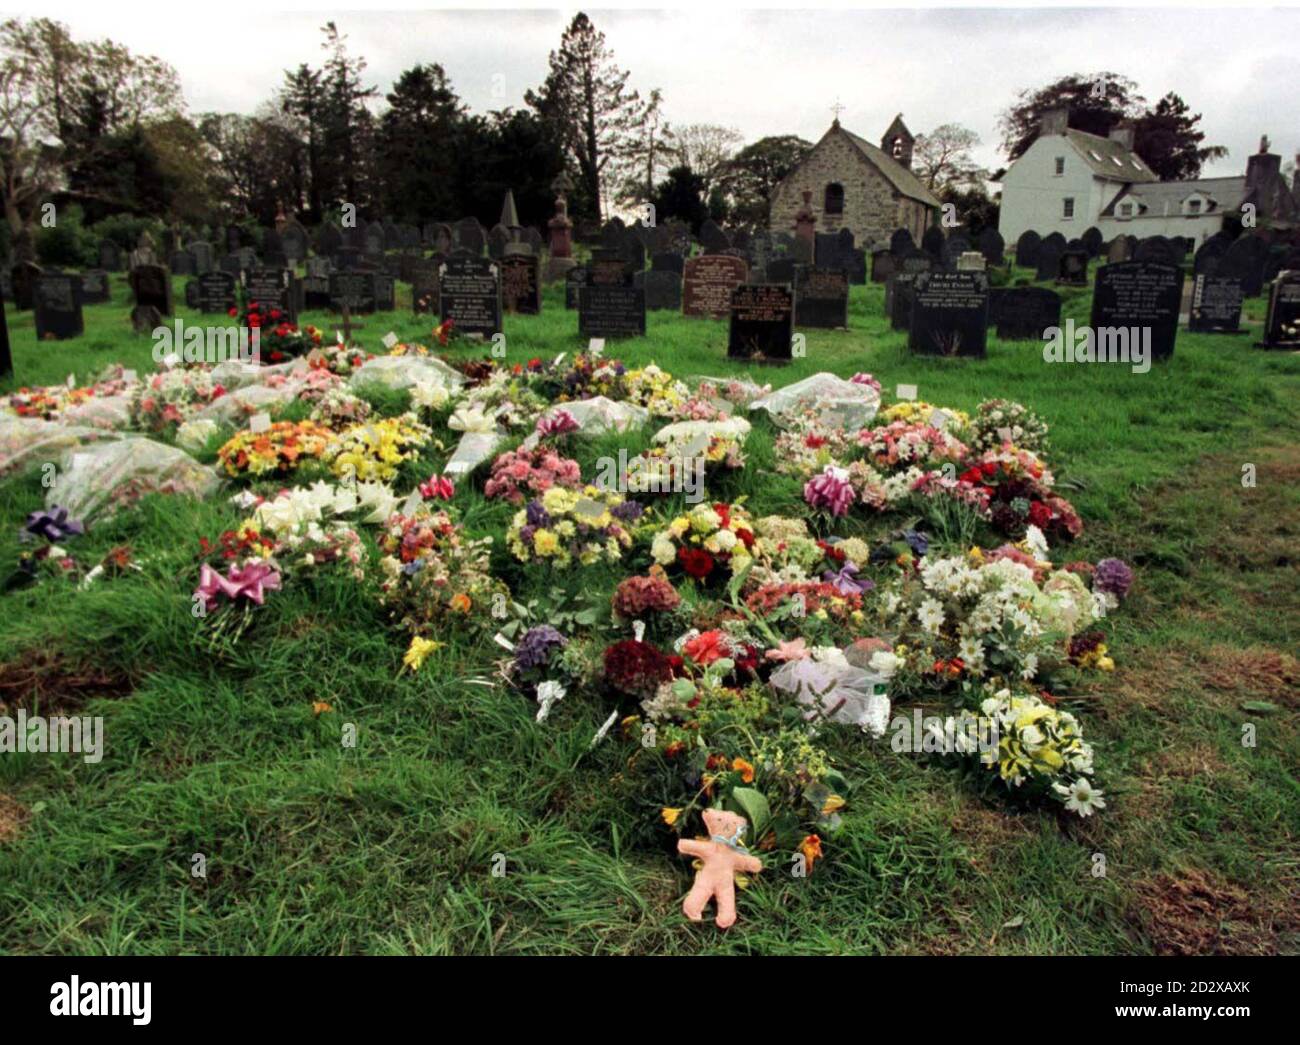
[506,485,642,568]
[216,420,332,479]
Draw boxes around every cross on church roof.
[831,99,845,124]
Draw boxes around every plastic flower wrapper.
[750,372,880,431]
[53,438,221,522]
[347,354,465,395]
[768,644,892,737]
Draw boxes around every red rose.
[735,528,754,550]
[227,307,237,318]
[678,546,715,579]
[1028,500,1052,528]
[981,461,997,478]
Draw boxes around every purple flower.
[1094,557,1133,599]
[611,500,644,523]
[524,500,551,528]
[515,625,567,673]
[822,563,875,596]
[23,506,84,543]
[804,469,855,517]
[903,529,929,557]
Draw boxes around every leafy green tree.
[651,165,708,232]
[525,12,643,220]
[375,64,464,223]
[720,134,812,227]
[1132,92,1227,181]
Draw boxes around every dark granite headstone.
[196,271,238,313]
[1042,232,1067,254]
[281,223,308,262]
[683,254,748,318]
[1193,233,1231,276]
[1188,274,1244,334]
[33,273,84,340]
[651,251,684,275]
[1219,235,1269,297]
[815,228,856,273]
[1090,261,1184,361]
[636,269,682,311]
[242,267,296,324]
[80,269,110,305]
[455,218,485,256]
[303,276,331,311]
[991,286,1061,341]
[98,240,124,272]
[1081,227,1104,258]
[921,226,945,260]
[1106,237,1132,264]
[871,249,897,284]
[129,264,172,315]
[1133,236,1177,266]
[699,219,730,253]
[795,267,849,329]
[1036,244,1064,283]
[11,261,41,310]
[169,250,196,277]
[1057,249,1089,285]
[589,249,635,287]
[1258,271,1300,349]
[941,232,973,272]
[439,256,501,336]
[318,224,344,256]
[374,274,396,312]
[564,266,589,310]
[330,271,377,315]
[890,228,917,256]
[578,284,645,338]
[501,253,541,315]
[1015,230,1042,269]
[978,228,1006,265]
[728,284,794,362]
[766,258,797,284]
[908,271,989,357]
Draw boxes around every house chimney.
[1292,152,1299,206]
[1040,108,1068,136]
[1245,135,1281,196]
[1108,120,1135,151]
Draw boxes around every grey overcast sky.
[21,5,1300,181]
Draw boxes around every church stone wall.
[769,132,930,248]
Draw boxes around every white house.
[1000,111,1300,248]
[998,109,1156,244]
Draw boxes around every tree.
[671,123,743,194]
[1132,92,1227,180]
[938,184,999,235]
[317,22,377,214]
[374,63,464,222]
[720,134,812,227]
[280,65,327,220]
[650,165,708,232]
[616,86,673,210]
[912,123,986,191]
[199,109,303,223]
[453,108,567,229]
[525,12,642,220]
[999,72,1144,161]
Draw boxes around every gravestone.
[80,269,110,305]
[871,249,897,283]
[11,261,41,310]
[683,254,748,318]
[318,224,344,256]
[281,222,308,263]
[189,240,214,274]
[941,232,973,272]
[374,274,396,312]
[1081,227,1104,258]
[564,266,589,310]
[1133,236,1177,266]
[131,305,163,336]
[815,229,856,273]
[1090,261,1184,361]
[1188,274,1244,334]
[243,267,297,324]
[1219,235,1269,297]
[455,218,485,256]
[890,228,916,256]
[364,223,386,256]
[488,224,511,260]
[766,258,798,284]
[636,269,682,311]
[652,251,684,275]
[169,250,196,277]
[33,273,84,340]
[578,284,646,338]
[698,219,730,253]
[1106,237,1132,264]
[1258,271,1300,349]
[330,271,378,315]
[1015,230,1042,269]
[440,256,501,336]
[1042,232,1068,254]
[1036,243,1064,283]
[589,249,635,287]
[429,223,454,255]
[957,251,987,272]
[728,284,794,362]
[794,267,849,329]
[303,276,332,311]
[887,253,934,331]
[1057,249,1089,285]
[196,271,238,314]
[908,271,989,357]
[991,286,1061,341]
[98,241,124,272]
[847,248,868,285]
[129,264,172,315]
[921,226,945,260]
[501,253,541,315]
[1193,233,1231,276]
[978,228,1005,266]
[411,266,441,314]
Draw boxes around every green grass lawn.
[0,266,1296,955]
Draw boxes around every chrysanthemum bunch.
[309,386,372,428]
[217,420,332,479]
[506,485,640,568]
[938,686,1102,816]
[323,413,433,482]
[611,570,681,620]
[878,400,970,430]
[130,368,227,434]
[967,399,1051,455]
[623,364,689,417]
[855,419,969,473]
[650,501,756,582]
[378,508,505,633]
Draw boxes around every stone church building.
[769,115,940,247]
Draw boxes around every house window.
[1054,156,1065,176]
[1116,201,1135,220]
[824,182,844,215]
[1063,197,1075,219]
[1185,198,1203,216]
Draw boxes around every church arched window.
[824,183,844,215]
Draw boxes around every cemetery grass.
[0,273,1297,955]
